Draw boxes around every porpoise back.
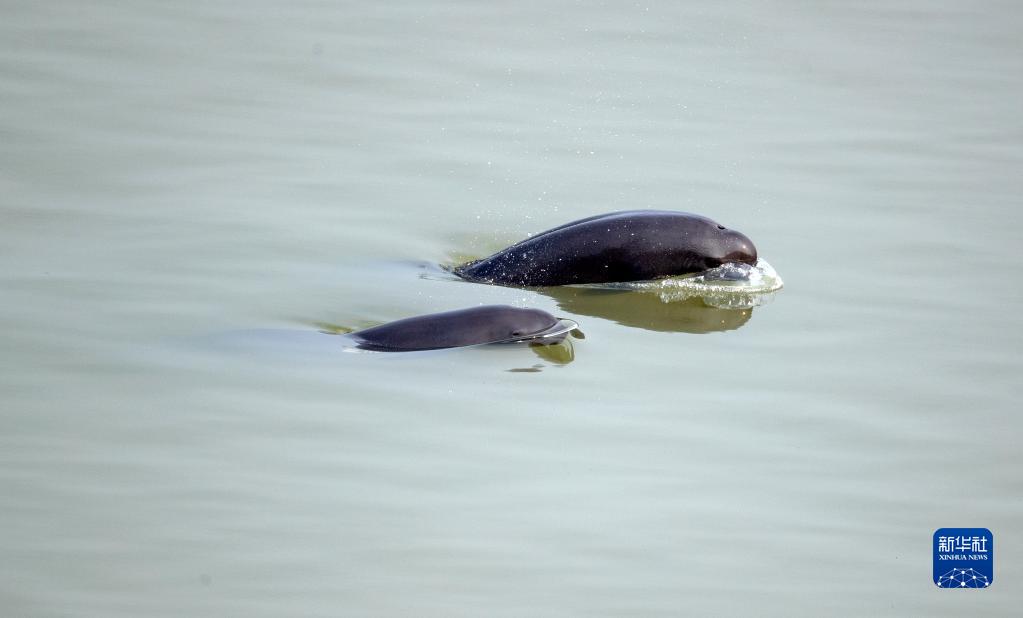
[350,305,561,352]
[455,210,757,286]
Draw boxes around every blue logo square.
[933,528,993,588]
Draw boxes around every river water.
[2,1,1021,616]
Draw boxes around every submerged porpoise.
[349,305,569,352]
[455,210,757,287]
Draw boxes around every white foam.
[577,259,784,309]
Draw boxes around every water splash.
[430,256,783,310]
[578,259,784,309]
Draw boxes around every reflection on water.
[425,259,765,333]
[541,286,754,333]
[528,335,577,365]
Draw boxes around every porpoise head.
[683,218,758,272]
[497,307,562,342]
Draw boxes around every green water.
[2,1,1021,616]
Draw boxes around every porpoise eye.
[511,330,523,337]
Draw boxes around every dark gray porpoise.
[455,210,758,286]
[350,305,562,352]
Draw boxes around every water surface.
[2,1,1022,616]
